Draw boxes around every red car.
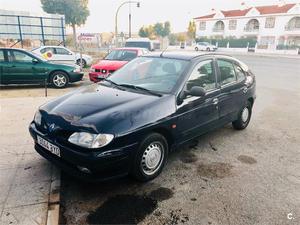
[89,48,148,82]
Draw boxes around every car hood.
[40,84,175,135]
[92,60,128,70]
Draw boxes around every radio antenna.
[160,46,168,57]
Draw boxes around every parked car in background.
[29,51,256,182]
[89,47,148,82]
[125,38,154,51]
[32,46,93,67]
[194,42,218,51]
[0,48,83,88]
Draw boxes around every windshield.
[108,57,189,94]
[105,50,137,61]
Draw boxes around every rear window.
[125,41,151,50]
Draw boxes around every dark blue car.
[29,51,256,182]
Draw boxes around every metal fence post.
[17,16,23,48]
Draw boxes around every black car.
[29,51,256,182]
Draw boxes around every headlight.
[68,132,114,148]
[73,65,81,73]
[34,110,42,126]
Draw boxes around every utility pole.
[115,1,140,47]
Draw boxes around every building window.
[199,21,206,30]
[229,20,237,30]
[265,17,275,28]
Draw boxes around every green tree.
[153,23,164,37]
[40,0,90,49]
[138,25,154,38]
[162,21,171,37]
[154,21,171,38]
[187,21,196,40]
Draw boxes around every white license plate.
[37,136,60,157]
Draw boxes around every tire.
[195,47,199,51]
[50,71,69,88]
[206,47,211,51]
[131,133,168,182]
[76,59,87,68]
[232,101,252,130]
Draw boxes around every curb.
[46,166,61,225]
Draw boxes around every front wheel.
[232,101,252,130]
[50,71,69,88]
[131,133,168,182]
[76,59,87,68]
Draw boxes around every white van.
[125,38,154,51]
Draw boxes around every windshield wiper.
[119,84,162,97]
[98,78,124,90]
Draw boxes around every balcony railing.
[285,26,300,31]
[212,28,224,32]
[244,27,259,32]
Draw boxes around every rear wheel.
[50,71,69,88]
[232,101,252,130]
[131,133,168,182]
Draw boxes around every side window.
[234,64,246,82]
[55,48,70,55]
[217,59,236,85]
[10,51,33,62]
[187,60,216,91]
[40,47,54,54]
[0,50,4,62]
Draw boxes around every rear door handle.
[212,98,218,105]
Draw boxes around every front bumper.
[89,72,108,82]
[29,123,138,182]
[69,72,84,83]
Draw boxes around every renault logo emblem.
[48,123,56,133]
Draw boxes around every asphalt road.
[59,55,300,225]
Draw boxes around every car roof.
[113,47,148,51]
[143,51,233,61]
[35,46,67,48]
[0,47,29,51]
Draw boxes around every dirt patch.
[197,162,233,179]
[149,187,174,201]
[87,195,157,224]
[237,155,257,164]
[180,152,198,164]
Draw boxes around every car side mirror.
[32,58,39,64]
[177,86,206,105]
[187,86,206,97]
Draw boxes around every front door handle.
[212,98,218,105]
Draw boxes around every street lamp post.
[115,1,140,47]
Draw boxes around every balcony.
[212,28,224,33]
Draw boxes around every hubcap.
[141,142,164,176]
[241,107,249,123]
[53,74,66,87]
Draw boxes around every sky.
[0,0,299,34]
